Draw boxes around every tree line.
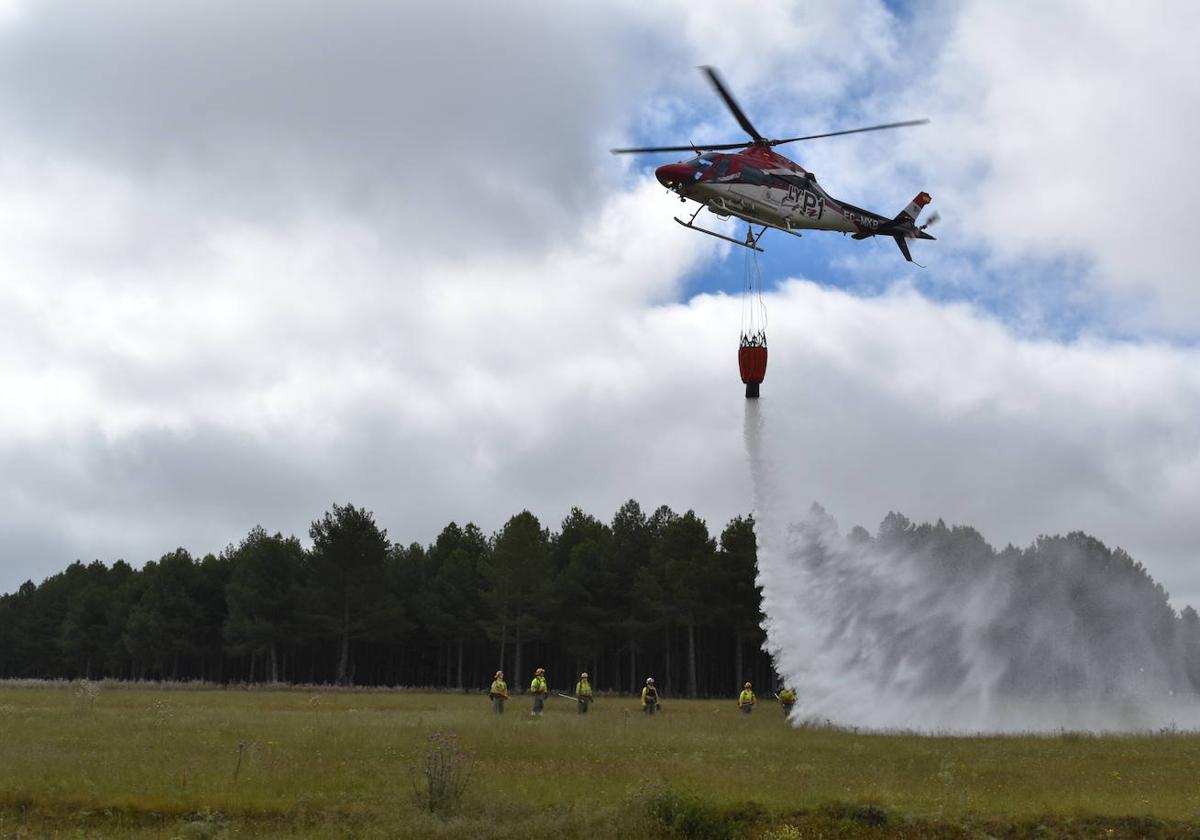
[0,501,773,697]
[9,501,1193,700]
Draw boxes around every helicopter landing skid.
[673,213,766,252]
[674,203,806,252]
[674,216,764,252]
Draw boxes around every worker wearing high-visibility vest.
[575,672,593,714]
[778,687,796,717]
[737,682,756,714]
[530,668,549,717]
[641,677,660,715]
[489,671,509,714]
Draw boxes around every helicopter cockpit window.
[713,158,732,177]
[689,153,718,168]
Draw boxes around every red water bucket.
[739,344,768,398]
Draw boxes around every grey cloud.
[0,0,665,253]
[0,426,320,560]
[4,0,1200,623]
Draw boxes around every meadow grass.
[3,682,1200,838]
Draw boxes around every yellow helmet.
[744,682,752,689]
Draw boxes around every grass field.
[3,682,1200,838]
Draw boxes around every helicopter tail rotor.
[887,195,938,260]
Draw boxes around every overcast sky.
[3,1,1199,606]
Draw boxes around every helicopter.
[612,67,937,262]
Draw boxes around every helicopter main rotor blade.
[701,65,766,145]
[770,119,929,146]
[610,141,750,154]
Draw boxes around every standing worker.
[530,667,549,717]
[489,671,508,714]
[575,671,594,714]
[738,682,756,714]
[641,677,660,715]
[777,686,796,717]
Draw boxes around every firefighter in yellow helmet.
[488,670,508,714]
[737,682,756,714]
[777,685,796,717]
[530,667,549,717]
[641,677,660,715]
[575,671,593,714]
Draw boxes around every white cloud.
[755,281,1200,604]
[895,0,1200,331]
[1,0,1199,624]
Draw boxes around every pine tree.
[305,503,391,685]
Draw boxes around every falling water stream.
[744,399,1200,733]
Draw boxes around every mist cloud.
[756,502,1200,732]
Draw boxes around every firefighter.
[530,667,549,717]
[737,682,756,714]
[641,677,660,715]
[575,671,593,714]
[778,686,796,717]
[488,670,508,714]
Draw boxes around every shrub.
[648,789,732,840]
[412,731,473,815]
[817,802,890,827]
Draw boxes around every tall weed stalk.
[412,731,473,815]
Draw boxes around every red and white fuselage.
[655,145,933,259]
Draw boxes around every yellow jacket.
[530,675,548,696]
[490,679,508,698]
[738,689,756,707]
[575,679,593,698]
